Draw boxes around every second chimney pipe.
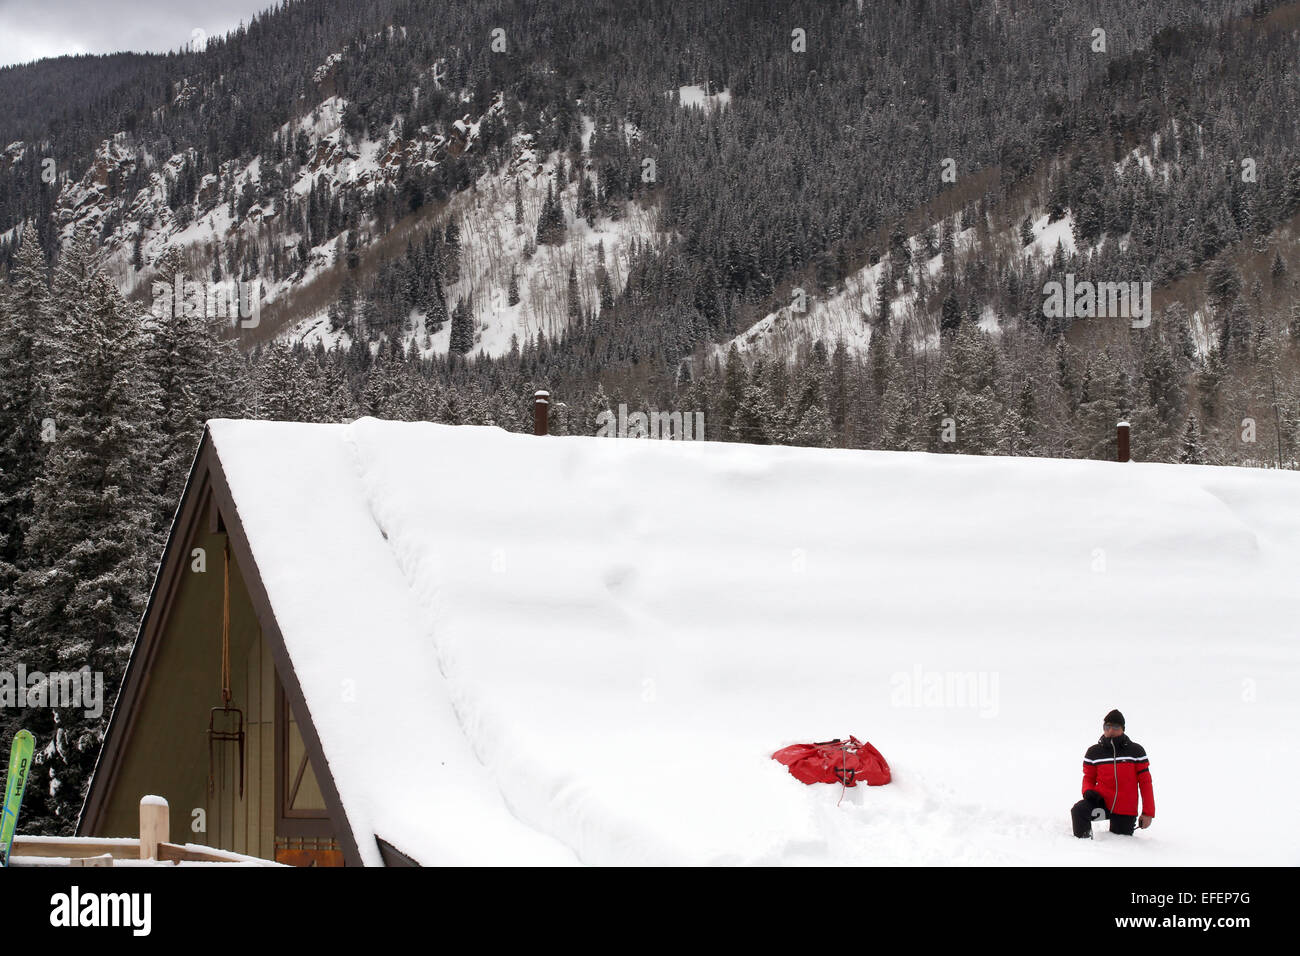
[534,390,550,436]
[1117,421,1130,462]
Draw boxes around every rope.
[836,740,850,806]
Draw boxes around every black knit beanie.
[1104,709,1125,728]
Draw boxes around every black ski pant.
[1072,789,1136,837]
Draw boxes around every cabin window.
[275,679,333,837]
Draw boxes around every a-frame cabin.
[81,416,574,868]
[79,424,387,866]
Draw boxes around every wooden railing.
[10,796,278,866]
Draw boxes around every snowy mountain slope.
[211,418,1300,865]
[432,143,658,356]
[37,42,667,362]
[720,114,1255,366]
[289,131,662,357]
[725,222,971,360]
[49,78,506,320]
[723,212,1087,361]
[17,64,722,364]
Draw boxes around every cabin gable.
[79,434,361,866]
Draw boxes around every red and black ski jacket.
[1082,733,1154,818]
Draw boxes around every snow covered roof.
[203,418,1299,865]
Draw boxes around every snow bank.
[209,419,1300,865]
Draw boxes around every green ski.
[0,730,35,867]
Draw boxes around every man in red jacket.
[1071,709,1155,838]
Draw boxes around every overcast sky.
[0,0,275,67]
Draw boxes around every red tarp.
[772,736,891,787]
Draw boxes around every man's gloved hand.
[1091,808,1106,821]
[1139,815,1153,829]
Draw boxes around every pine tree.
[146,247,244,517]
[15,241,163,834]
[952,388,1002,454]
[868,321,893,398]
[424,273,449,333]
[888,223,910,267]
[587,383,613,434]
[254,343,316,419]
[879,378,914,450]
[828,339,849,440]
[788,402,832,447]
[536,183,566,245]
[442,218,462,283]
[875,262,894,322]
[361,356,419,419]
[536,186,552,246]
[577,170,596,226]
[1077,354,1131,460]
[318,351,359,421]
[940,291,963,336]
[595,241,613,313]
[720,344,747,434]
[940,220,957,265]
[1179,413,1206,464]
[1218,302,1250,362]
[566,261,582,327]
[449,297,474,354]
[1206,258,1242,308]
[337,276,358,336]
[729,383,774,444]
[0,225,52,639]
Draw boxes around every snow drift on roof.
[207,418,1300,865]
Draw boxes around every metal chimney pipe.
[1117,421,1130,462]
[533,390,550,436]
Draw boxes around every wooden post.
[139,795,169,861]
[533,390,550,436]
[1117,421,1131,462]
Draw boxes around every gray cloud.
[0,0,274,67]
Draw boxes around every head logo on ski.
[1,730,36,867]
